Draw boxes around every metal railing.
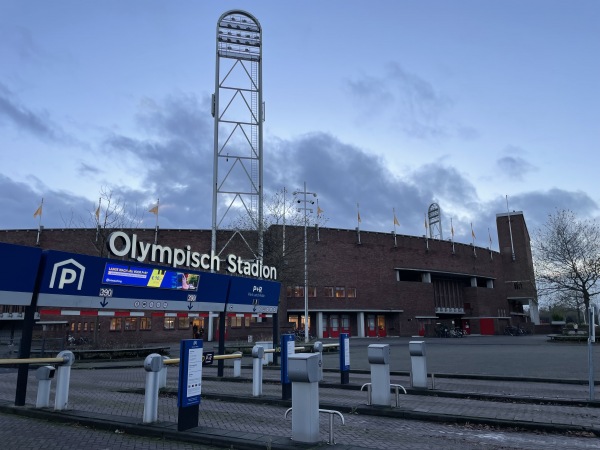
[284,407,345,445]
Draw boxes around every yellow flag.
[33,203,43,218]
[317,206,323,216]
[471,223,476,239]
[149,204,159,215]
[95,205,100,220]
[393,214,399,226]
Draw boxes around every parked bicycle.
[294,328,314,342]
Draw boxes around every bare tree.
[91,187,144,257]
[533,209,600,315]
[228,188,328,287]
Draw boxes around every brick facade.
[0,211,537,347]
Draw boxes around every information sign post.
[339,333,350,384]
[177,339,203,431]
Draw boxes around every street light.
[293,181,317,343]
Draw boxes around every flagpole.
[450,217,455,254]
[471,222,477,257]
[35,198,43,246]
[488,227,493,261]
[95,197,101,242]
[393,208,397,247]
[154,198,159,244]
[424,212,429,251]
[316,198,320,242]
[356,202,361,245]
[506,195,515,261]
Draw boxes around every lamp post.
[294,181,317,343]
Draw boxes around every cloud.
[1,90,596,249]
[496,148,538,180]
[346,62,453,139]
[0,82,71,143]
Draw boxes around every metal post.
[233,352,242,377]
[54,350,75,411]
[143,353,164,423]
[589,306,595,401]
[252,345,264,397]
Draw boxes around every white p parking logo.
[49,259,85,290]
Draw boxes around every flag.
[317,206,323,216]
[451,224,454,237]
[33,202,43,218]
[424,215,428,230]
[393,213,399,226]
[95,205,100,220]
[149,203,159,215]
[357,211,361,223]
[471,223,476,239]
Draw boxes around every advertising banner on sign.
[0,243,43,306]
[36,250,230,311]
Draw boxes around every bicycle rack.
[284,407,345,445]
[361,382,406,407]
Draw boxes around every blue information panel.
[177,339,203,408]
[0,243,43,306]
[226,276,280,314]
[36,250,229,312]
[0,244,281,314]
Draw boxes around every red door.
[330,315,340,338]
[367,315,377,337]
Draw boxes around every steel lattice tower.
[428,203,443,240]
[211,10,264,262]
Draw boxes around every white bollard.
[233,351,242,377]
[143,353,164,423]
[252,345,264,397]
[159,355,169,389]
[54,350,75,411]
[313,341,324,382]
[409,341,428,389]
[367,344,391,406]
[288,353,320,443]
[35,366,55,408]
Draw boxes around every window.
[77,322,82,332]
[324,287,334,298]
[89,322,95,332]
[83,322,88,332]
[140,317,151,331]
[110,318,122,331]
[163,317,175,330]
[178,317,189,329]
[308,286,317,298]
[513,281,523,290]
[293,286,304,298]
[70,322,75,332]
[286,286,293,297]
[124,317,137,331]
[335,287,346,298]
[245,316,251,327]
[231,316,243,327]
[347,288,357,298]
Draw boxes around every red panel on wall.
[479,318,495,335]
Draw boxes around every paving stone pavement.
[1,359,600,449]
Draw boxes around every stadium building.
[0,210,538,348]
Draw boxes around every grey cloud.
[496,156,537,181]
[0,82,70,143]
[346,62,452,139]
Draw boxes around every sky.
[1,0,599,249]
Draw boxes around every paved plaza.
[1,335,600,449]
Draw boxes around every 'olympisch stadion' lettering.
[107,231,277,280]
